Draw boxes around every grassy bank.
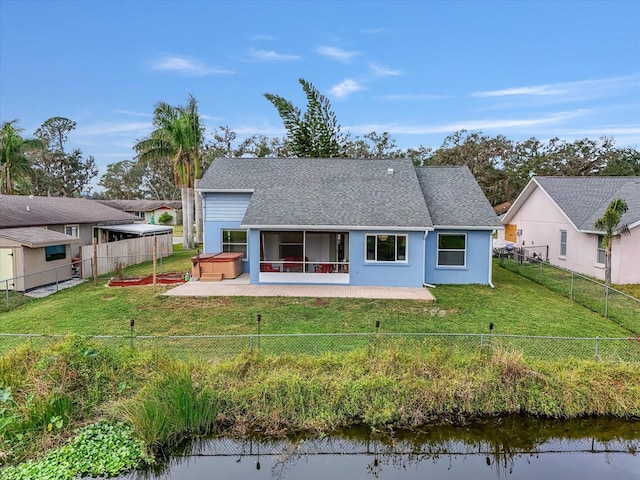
[1,338,639,471]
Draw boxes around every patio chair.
[315,263,334,273]
[260,263,280,272]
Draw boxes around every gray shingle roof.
[416,166,502,228]
[0,195,139,228]
[0,227,81,247]
[535,177,640,231]
[94,199,182,212]
[199,158,500,230]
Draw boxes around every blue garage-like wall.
[424,229,493,285]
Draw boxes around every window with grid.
[437,233,466,267]
[222,230,247,258]
[365,234,407,262]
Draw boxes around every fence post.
[93,238,98,286]
[5,280,9,310]
[55,267,59,292]
[594,337,599,361]
[130,319,135,349]
[569,272,574,300]
[257,314,261,352]
[604,285,609,319]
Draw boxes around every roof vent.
[26,205,30,212]
[387,168,394,175]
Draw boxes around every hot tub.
[191,252,243,280]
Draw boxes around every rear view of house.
[197,158,501,287]
[502,176,640,284]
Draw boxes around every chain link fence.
[498,254,640,334]
[1,332,638,363]
[1,254,180,312]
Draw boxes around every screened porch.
[259,231,349,282]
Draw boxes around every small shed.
[0,227,81,291]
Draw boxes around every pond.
[114,416,639,480]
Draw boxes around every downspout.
[423,230,436,289]
[488,230,496,288]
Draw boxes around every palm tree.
[594,198,629,285]
[0,120,42,194]
[134,95,204,248]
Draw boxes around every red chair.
[260,263,280,272]
[315,263,334,273]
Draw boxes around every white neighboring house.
[501,176,640,284]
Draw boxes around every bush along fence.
[498,254,640,335]
[1,331,638,363]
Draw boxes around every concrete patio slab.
[163,276,435,301]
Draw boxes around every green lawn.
[0,248,632,339]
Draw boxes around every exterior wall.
[148,207,179,225]
[507,186,639,284]
[611,226,640,284]
[348,231,425,287]
[424,230,493,285]
[48,224,93,257]
[202,192,252,274]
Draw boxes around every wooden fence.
[79,234,173,278]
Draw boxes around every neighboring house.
[197,158,501,287]
[94,199,182,225]
[501,176,640,284]
[0,195,171,291]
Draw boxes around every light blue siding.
[424,230,492,285]
[204,193,252,222]
[348,231,425,287]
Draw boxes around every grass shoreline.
[1,338,639,475]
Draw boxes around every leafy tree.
[594,198,629,285]
[602,147,640,176]
[97,160,145,199]
[343,131,405,159]
[265,78,346,157]
[134,95,204,248]
[427,130,513,205]
[30,117,97,197]
[0,120,42,194]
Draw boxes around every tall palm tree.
[134,95,204,248]
[0,120,42,194]
[594,198,629,285]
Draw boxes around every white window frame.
[364,234,408,263]
[65,224,79,237]
[559,230,567,258]
[596,234,606,265]
[436,233,467,268]
[222,229,248,259]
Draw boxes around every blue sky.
[1,0,639,187]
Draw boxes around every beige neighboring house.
[501,176,640,284]
[94,199,182,225]
[0,195,140,291]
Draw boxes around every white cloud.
[75,121,152,137]
[151,54,235,76]
[360,27,388,35]
[315,46,359,62]
[472,75,640,99]
[112,110,152,118]
[330,79,365,99]
[379,93,452,101]
[348,110,589,135]
[249,49,300,61]
[369,64,402,77]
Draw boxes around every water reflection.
[117,416,640,480]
